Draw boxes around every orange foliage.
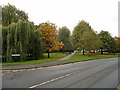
[38,22,64,52]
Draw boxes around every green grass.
[1,52,119,66]
[1,52,67,66]
[43,52,67,58]
[64,52,119,63]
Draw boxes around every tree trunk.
[83,48,85,55]
[62,50,64,53]
[48,52,50,58]
[101,48,103,54]
[114,50,115,55]
[89,50,91,57]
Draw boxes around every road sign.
[12,54,20,57]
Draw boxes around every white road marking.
[65,74,70,77]
[29,68,84,88]
[50,78,56,82]
[45,64,67,69]
[29,85,39,88]
[29,73,71,88]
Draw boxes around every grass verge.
[64,52,118,64]
[116,85,120,90]
[1,52,67,66]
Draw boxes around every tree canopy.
[2,4,43,62]
[82,30,102,53]
[2,3,28,26]
[71,20,94,55]
[99,30,117,53]
[38,22,64,58]
[1,4,118,62]
[58,26,73,52]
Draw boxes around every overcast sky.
[1,0,119,37]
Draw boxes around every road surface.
[2,57,118,88]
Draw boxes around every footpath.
[2,52,75,70]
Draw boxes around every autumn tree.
[58,26,73,52]
[38,22,64,58]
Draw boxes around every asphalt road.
[2,57,118,88]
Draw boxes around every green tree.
[57,26,73,52]
[99,30,117,54]
[0,6,2,25]
[0,22,1,61]
[2,27,8,62]
[71,20,92,55]
[109,38,117,54]
[2,4,44,62]
[82,30,102,56]
[115,37,120,52]
[28,29,44,60]
[2,4,28,26]
[2,20,44,62]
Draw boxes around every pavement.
[2,52,75,70]
[2,57,119,88]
